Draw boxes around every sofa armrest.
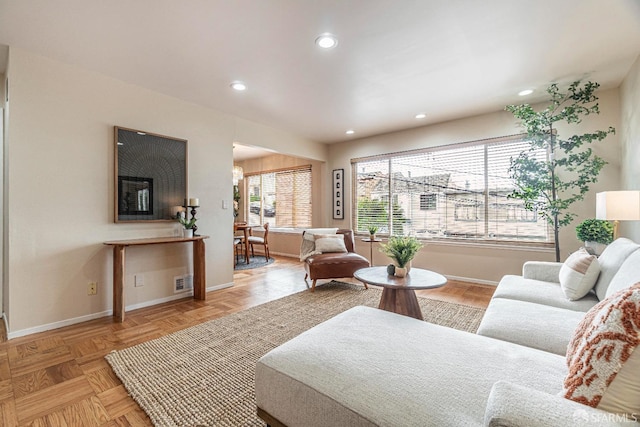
[484,381,636,427]
[522,261,563,283]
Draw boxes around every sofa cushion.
[492,275,599,312]
[522,261,563,283]
[485,381,628,427]
[256,306,566,427]
[593,238,640,301]
[605,250,640,299]
[477,298,586,355]
[558,248,600,301]
[314,233,347,253]
[563,283,640,416]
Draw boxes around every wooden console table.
[104,235,209,322]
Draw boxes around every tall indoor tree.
[506,81,615,262]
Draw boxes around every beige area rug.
[106,281,485,427]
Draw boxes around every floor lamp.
[596,191,640,240]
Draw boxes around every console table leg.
[113,245,126,322]
[193,239,206,300]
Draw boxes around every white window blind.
[353,137,550,243]
[246,166,312,228]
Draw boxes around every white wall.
[0,70,6,315]
[620,54,640,242]
[329,89,621,283]
[5,48,326,336]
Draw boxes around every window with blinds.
[246,166,312,228]
[353,136,550,243]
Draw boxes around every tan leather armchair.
[303,229,370,292]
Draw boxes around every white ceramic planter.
[585,241,606,256]
[183,228,194,238]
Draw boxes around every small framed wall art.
[332,168,344,219]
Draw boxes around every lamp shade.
[596,191,640,221]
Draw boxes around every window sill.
[265,227,304,235]
[355,233,554,253]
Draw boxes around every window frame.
[351,134,552,246]
[243,164,312,230]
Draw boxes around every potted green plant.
[178,216,197,238]
[379,236,423,277]
[576,219,613,255]
[367,225,378,240]
[505,80,615,262]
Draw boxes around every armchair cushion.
[314,234,348,253]
[300,228,339,261]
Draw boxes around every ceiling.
[233,144,275,161]
[1,0,640,144]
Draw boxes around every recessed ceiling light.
[315,33,338,49]
[345,129,355,135]
[136,131,146,135]
[230,81,247,91]
[415,113,427,119]
[518,89,533,96]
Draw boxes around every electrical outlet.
[88,282,97,295]
[134,274,144,287]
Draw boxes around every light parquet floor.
[0,256,495,426]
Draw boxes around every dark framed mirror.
[115,126,187,222]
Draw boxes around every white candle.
[189,198,199,206]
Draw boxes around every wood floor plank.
[0,255,494,425]
[85,367,121,395]
[1,400,19,426]
[0,378,13,401]
[60,395,110,426]
[9,345,74,378]
[98,385,139,420]
[14,376,95,424]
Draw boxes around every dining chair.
[248,223,270,260]
[233,237,242,266]
[234,221,251,264]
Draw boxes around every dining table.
[234,222,252,264]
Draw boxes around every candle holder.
[187,205,199,236]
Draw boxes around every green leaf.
[505,80,614,261]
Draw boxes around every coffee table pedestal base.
[379,288,423,320]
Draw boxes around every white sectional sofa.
[255,238,640,427]
[477,238,640,355]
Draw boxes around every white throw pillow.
[563,283,640,416]
[302,228,339,241]
[314,234,347,253]
[559,248,600,300]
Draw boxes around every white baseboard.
[268,251,297,258]
[7,281,234,340]
[7,309,113,339]
[445,274,498,286]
